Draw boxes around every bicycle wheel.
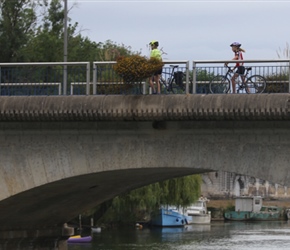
[245,75,266,94]
[170,81,186,94]
[159,77,170,94]
[209,75,230,94]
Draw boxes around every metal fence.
[90,60,190,95]
[192,59,290,94]
[0,62,90,96]
[0,60,289,95]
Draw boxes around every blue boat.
[224,196,286,221]
[151,206,191,227]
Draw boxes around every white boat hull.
[188,214,211,224]
[185,198,211,224]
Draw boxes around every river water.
[68,221,290,250]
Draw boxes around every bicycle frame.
[209,66,267,94]
[225,66,248,83]
[225,66,251,93]
[160,65,184,93]
[162,65,179,84]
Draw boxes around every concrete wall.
[201,171,290,198]
[0,94,289,233]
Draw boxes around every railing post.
[192,61,196,94]
[185,61,190,94]
[86,62,90,95]
[93,62,97,95]
[288,60,290,93]
[63,64,67,95]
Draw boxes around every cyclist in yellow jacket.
[149,40,162,94]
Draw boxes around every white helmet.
[230,42,241,47]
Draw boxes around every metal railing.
[192,59,290,94]
[0,60,289,95]
[0,62,90,96]
[92,60,190,95]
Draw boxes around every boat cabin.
[235,196,262,212]
[186,198,208,215]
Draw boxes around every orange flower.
[114,55,164,82]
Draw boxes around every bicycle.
[209,66,267,94]
[159,65,192,94]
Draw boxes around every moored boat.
[67,235,92,243]
[185,197,211,224]
[151,206,190,227]
[224,196,286,221]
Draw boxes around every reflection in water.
[68,221,290,250]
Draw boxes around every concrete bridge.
[0,94,289,249]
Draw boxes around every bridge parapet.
[0,94,288,121]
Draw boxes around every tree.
[0,0,138,63]
[22,0,66,62]
[0,0,37,62]
[93,175,202,225]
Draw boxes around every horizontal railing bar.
[71,82,145,85]
[1,83,61,86]
[193,59,290,64]
[0,62,89,67]
[93,60,190,67]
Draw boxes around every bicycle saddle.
[245,67,252,71]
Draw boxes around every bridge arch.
[0,94,289,240]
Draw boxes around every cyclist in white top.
[225,42,246,93]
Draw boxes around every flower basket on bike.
[114,55,163,83]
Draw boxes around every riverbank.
[207,198,290,220]
[208,198,290,208]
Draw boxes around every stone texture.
[0,94,288,121]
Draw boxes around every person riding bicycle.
[225,42,246,93]
[149,40,162,94]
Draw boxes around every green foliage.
[0,0,138,64]
[0,0,37,62]
[224,203,235,212]
[196,69,215,81]
[96,40,138,61]
[274,43,290,93]
[94,175,202,225]
[264,73,289,93]
[194,69,215,93]
[0,0,141,94]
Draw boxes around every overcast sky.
[67,0,290,61]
